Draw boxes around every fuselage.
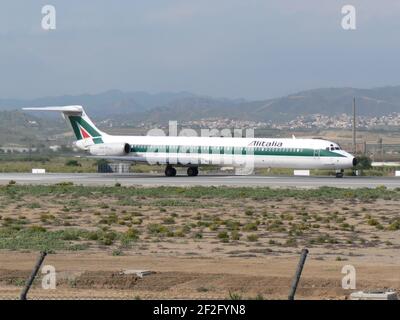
[85,134,356,170]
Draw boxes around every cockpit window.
[327,144,341,151]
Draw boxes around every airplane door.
[313,149,320,158]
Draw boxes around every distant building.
[0,146,37,153]
[49,145,61,152]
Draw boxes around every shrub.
[99,232,117,245]
[217,231,229,240]
[194,232,203,239]
[224,220,241,231]
[163,217,175,225]
[125,228,140,240]
[27,202,41,209]
[55,182,74,186]
[355,155,372,170]
[87,231,100,241]
[247,234,259,242]
[112,249,123,256]
[388,219,400,231]
[367,218,379,226]
[243,223,258,232]
[147,223,169,235]
[29,225,47,233]
[209,223,220,231]
[174,229,185,237]
[231,230,241,240]
[61,229,81,241]
[228,291,242,300]
[65,160,81,167]
[132,218,142,225]
[285,238,297,247]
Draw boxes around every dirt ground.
[1,252,400,300]
[1,187,400,299]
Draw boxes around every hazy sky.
[1,0,400,100]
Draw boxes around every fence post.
[20,251,47,300]
[288,248,309,300]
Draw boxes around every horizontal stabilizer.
[23,105,83,114]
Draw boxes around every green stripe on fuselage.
[93,137,104,144]
[129,145,345,157]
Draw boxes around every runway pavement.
[1,172,400,188]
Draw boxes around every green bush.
[367,218,379,226]
[65,160,81,167]
[124,228,140,240]
[217,231,229,240]
[231,230,241,240]
[247,234,259,242]
[224,220,241,231]
[163,217,176,225]
[243,223,258,232]
[388,219,400,231]
[194,232,203,239]
[355,155,372,170]
[29,225,47,232]
[147,223,169,235]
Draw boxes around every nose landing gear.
[335,169,344,178]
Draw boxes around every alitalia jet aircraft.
[23,106,357,178]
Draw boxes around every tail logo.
[78,124,92,139]
[68,116,101,140]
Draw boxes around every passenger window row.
[131,145,304,153]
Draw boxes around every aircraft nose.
[352,157,358,166]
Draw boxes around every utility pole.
[352,97,356,154]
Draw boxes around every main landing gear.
[165,166,177,177]
[187,167,199,177]
[164,166,199,177]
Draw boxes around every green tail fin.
[68,115,103,142]
[22,105,105,144]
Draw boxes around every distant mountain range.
[0,90,198,119]
[2,86,400,124]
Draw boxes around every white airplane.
[23,105,357,178]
